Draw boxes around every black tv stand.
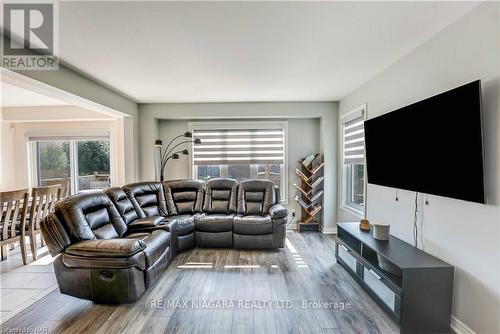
[335,222,454,334]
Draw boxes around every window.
[228,165,251,180]
[29,134,111,195]
[190,122,287,202]
[345,164,364,209]
[35,140,71,191]
[341,106,366,217]
[196,165,221,181]
[76,140,111,192]
[257,163,281,190]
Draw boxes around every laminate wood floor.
[1,232,399,334]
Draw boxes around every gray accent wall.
[139,102,338,231]
[338,3,499,333]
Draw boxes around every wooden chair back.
[0,189,29,242]
[45,177,69,199]
[28,185,61,234]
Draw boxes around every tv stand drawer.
[363,267,397,312]
[338,244,358,273]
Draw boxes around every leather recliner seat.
[195,178,239,248]
[119,182,179,256]
[162,179,205,252]
[41,192,173,304]
[41,178,288,305]
[233,179,288,249]
[105,186,178,259]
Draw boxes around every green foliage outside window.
[39,142,69,172]
[77,141,110,176]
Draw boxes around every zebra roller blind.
[192,128,285,165]
[343,116,365,164]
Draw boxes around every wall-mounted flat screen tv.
[364,80,485,204]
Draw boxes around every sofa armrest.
[40,212,72,257]
[163,220,178,259]
[128,216,165,230]
[65,239,146,258]
[269,204,288,219]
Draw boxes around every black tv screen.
[364,80,485,204]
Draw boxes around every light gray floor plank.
[252,251,277,334]
[209,248,239,334]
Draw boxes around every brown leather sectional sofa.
[41,178,288,304]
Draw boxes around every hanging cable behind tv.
[413,192,418,248]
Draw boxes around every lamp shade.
[181,149,189,155]
[184,131,193,138]
[171,153,180,159]
[154,139,163,147]
[194,138,202,144]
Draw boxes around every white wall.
[2,106,111,122]
[0,110,3,192]
[338,3,499,333]
[158,118,321,225]
[139,102,337,230]
[0,113,15,190]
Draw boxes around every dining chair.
[44,177,69,199]
[0,189,29,264]
[27,185,61,260]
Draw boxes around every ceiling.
[0,82,70,107]
[54,2,478,103]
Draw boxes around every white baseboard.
[321,227,337,234]
[451,316,475,334]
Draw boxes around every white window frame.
[188,121,288,204]
[26,130,112,195]
[340,105,367,218]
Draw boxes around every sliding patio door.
[29,135,111,195]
